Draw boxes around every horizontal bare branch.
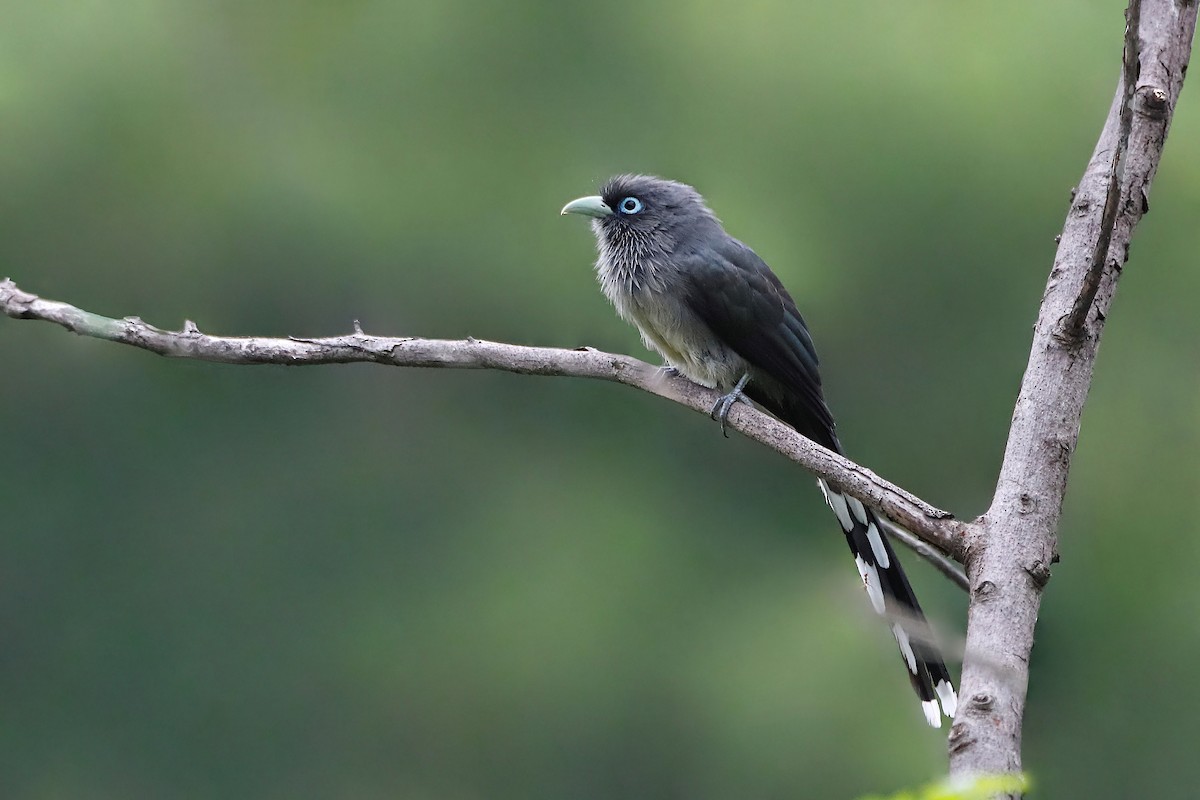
[1,277,968,565]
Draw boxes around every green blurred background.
[2,1,1197,797]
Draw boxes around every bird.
[561,174,957,727]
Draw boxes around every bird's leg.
[710,373,751,438]
[657,364,682,379]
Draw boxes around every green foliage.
[860,773,1032,800]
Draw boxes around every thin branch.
[879,517,968,591]
[951,0,1196,782]
[1064,0,1142,337]
[0,276,969,566]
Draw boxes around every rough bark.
[947,0,1197,785]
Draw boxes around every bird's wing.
[680,238,837,446]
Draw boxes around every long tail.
[741,383,957,726]
[818,479,958,727]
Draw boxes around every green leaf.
[859,772,1032,800]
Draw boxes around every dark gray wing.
[680,236,838,449]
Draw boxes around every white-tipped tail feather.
[866,521,890,569]
[826,489,855,533]
[892,623,917,674]
[853,555,887,615]
[847,496,869,526]
[936,679,958,719]
[817,479,956,728]
[922,699,942,728]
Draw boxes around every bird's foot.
[657,364,682,379]
[710,373,751,438]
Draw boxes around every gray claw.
[710,373,751,438]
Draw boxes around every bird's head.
[560,174,719,262]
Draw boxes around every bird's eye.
[618,196,643,215]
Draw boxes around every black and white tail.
[818,479,958,727]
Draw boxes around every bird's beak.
[560,195,613,218]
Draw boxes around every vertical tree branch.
[1066,0,1142,336]
[948,0,1196,784]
